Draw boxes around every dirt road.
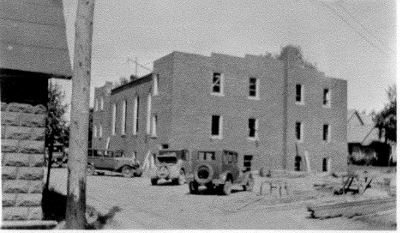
[48,168,394,230]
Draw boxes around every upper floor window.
[248,118,258,139]
[133,96,139,135]
[93,125,97,138]
[146,93,152,134]
[153,74,159,96]
[111,103,116,135]
[121,100,127,135]
[249,77,259,99]
[94,98,98,111]
[296,84,304,104]
[198,151,216,161]
[323,124,330,142]
[295,121,303,142]
[211,115,222,138]
[212,72,224,95]
[99,124,102,138]
[323,88,331,107]
[100,96,104,110]
[151,114,157,137]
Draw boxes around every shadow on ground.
[42,188,121,229]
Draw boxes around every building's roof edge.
[111,73,153,95]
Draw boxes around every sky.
[57,0,397,120]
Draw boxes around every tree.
[374,85,396,143]
[45,81,68,191]
[276,45,318,70]
[66,0,95,228]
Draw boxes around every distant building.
[347,110,392,165]
[1,0,71,223]
[93,50,347,173]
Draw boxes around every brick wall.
[92,51,348,173]
[1,102,46,221]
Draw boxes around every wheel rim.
[87,165,94,175]
[122,167,133,177]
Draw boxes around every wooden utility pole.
[65,0,95,229]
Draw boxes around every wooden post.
[65,0,95,229]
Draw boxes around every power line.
[309,0,392,58]
[335,1,395,54]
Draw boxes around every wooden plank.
[0,0,65,27]
[0,0,62,8]
[0,42,72,78]
[307,197,396,219]
[0,19,69,50]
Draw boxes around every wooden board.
[307,197,396,219]
[0,0,71,78]
[0,42,72,77]
[0,0,65,26]
[0,19,69,50]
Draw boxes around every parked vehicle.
[87,149,142,178]
[45,144,68,168]
[187,150,254,195]
[150,149,191,185]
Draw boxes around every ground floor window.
[295,121,303,142]
[322,157,331,172]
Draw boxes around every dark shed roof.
[0,0,72,79]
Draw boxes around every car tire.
[206,182,214,192]
[134,169,143,177]
[189,181,198,194]
[243,174,255,191]
[221,179,232,195]
[176,170,186,185]
[56,161,63,168]
[87,164,95,176]
[151,178,158,185]
[121,166,134,178]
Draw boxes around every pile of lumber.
[307,197,396,219]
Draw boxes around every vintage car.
[45,144,68,168]
[150,149,191,185]
[87,149,142,178]
[186,150,254,195]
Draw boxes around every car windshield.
[157,156,177,164]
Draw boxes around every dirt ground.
[47,166,396,230]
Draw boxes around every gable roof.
[0,0,72,78]
[358,112,374,125]
[347,124,382,146]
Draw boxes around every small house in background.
[347,110,392,166]
[1,0,71,225]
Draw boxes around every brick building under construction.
[92,49,348,173]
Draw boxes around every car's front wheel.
[87,164,95,176]
[151,178,158,185]
[189,181,198,194]
[121,166,134,178]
